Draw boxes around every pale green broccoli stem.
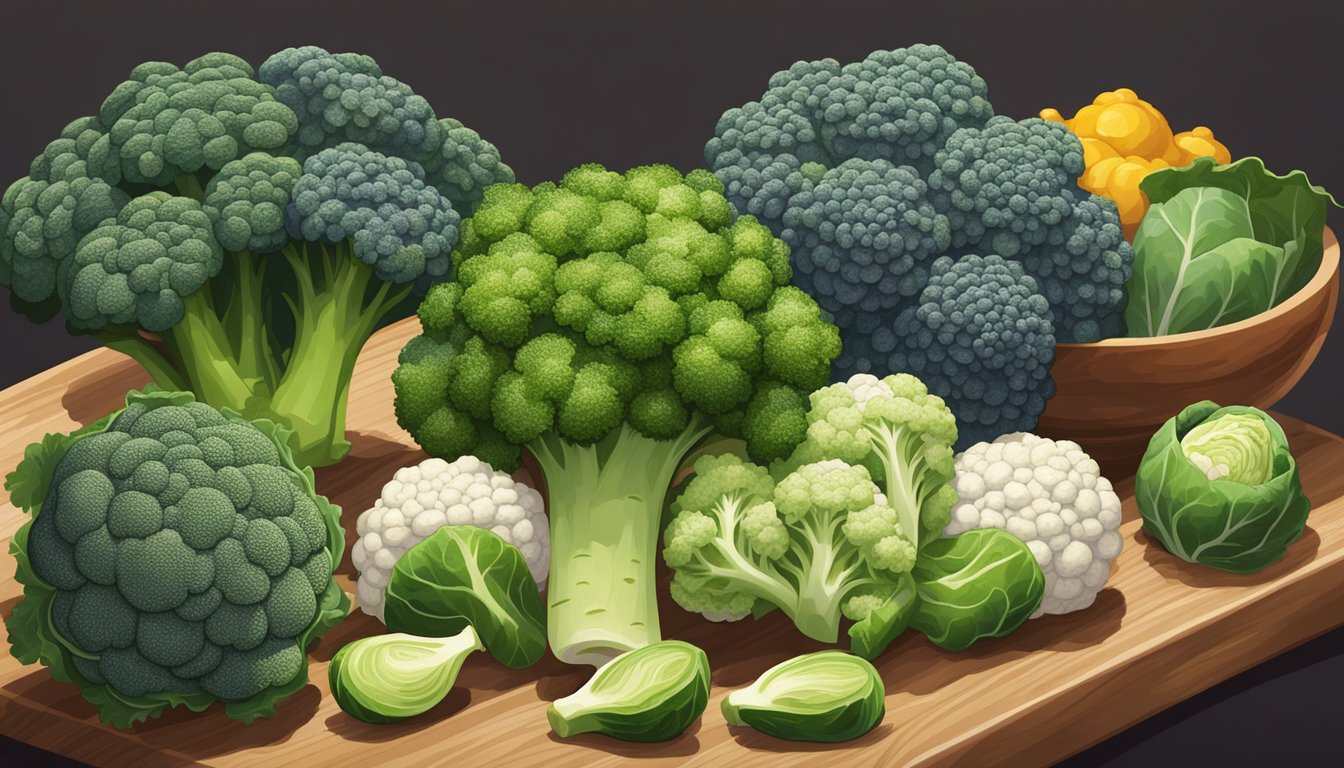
[533,420,711,667]
[220,251,280,395]
[267,241,411,467]
[791,517,863,642]
[157,290,259,414]
[868,421,926,551]
[97,329,190,393]
[172,172,205,202]
[691,495,801,613]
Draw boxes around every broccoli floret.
[259,46,439,159]
[394,163,841,666]
[5,389,348,727]
[1,47,511,468]
[663,455,909,644]
[887,255,1056,449]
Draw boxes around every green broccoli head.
[662,453,911,645]
[259,46,440,159]
[394,163,842,470]
[420,117,516,216]
[6,389,348,727]
[64,192,222,332]
[0,117,129,313]
[99,53,298,187]
[202,152,302,254]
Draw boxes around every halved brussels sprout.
[547,640,709,742]
[722,650,884,742]
[329,627,482,724]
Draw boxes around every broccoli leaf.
[384,526,546,669]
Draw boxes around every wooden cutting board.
[1,318,1342,768]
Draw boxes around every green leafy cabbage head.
[1136,401,1311,574]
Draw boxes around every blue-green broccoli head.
[259,46,440,160]
[13,390,346,725]
[1,117,129,309]
[419,117,516,216]
[705,43,993,235]
[885,254,1056,449]
[285,143,460,284]
[64,192,222,332]
[98,52,298,187]
[780,158,950,326]
[1014,194,1134,343]
[202,153,303,254]
[927,116,1085,257]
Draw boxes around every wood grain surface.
[2,317,1343,768]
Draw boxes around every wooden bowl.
[1036,227,1339,476]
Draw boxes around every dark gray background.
[0,0,1340,765]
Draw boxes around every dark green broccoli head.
[0,117,129,311]
[259,46,440,159]
[394,163,842,469]
[705,43,992,233]
[780,158,950,326]
[64,192,222,332]
[927,117,1085,256]
[11,390,347,726]
[885,254,1056,449]
[419,117,516,216]
[285,143,460,284]
[202,152,302,253]
[99,52,298,186]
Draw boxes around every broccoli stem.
[266,242,411,467]
[96,329,190,392]
[220,251,280,395]
[869,422,924,551]
[158,291,258,414]
[530,420,711,667]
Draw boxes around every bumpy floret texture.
[98,52,298,186]
[351,456,549,621]
[1013,195,1133,342]
[24,397,339,704]
[1,117,128,305]
[887,255,1056,450]
[780,159,950,325]
[705,43,993,232]
[259,46,439,159]
[946,433,1123,616]
[202,153,302,253]
[393,164,841,470]
[64,193,223,332]
[420,118,516,216]
[286,143,459,284]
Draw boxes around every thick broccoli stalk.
[394,164,841,666]
[888,255,1057,449]
[665,456,914,643]
[5,389,348,727]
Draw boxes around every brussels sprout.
[329,627,482,724]
[909,528,1045,651]
[1138,402,1311,573]
[384,526,546,668]
[547,640,709,742]
[722,651,884,743]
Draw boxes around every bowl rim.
[1059,225,1339,349]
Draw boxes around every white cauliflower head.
[351,456,550,621]
[945,433,1123,617]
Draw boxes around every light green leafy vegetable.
[547,640,710,742]
[1126,157,1339,337]
[383,526,545,669]
[722,650,884,743]
[1137,401,1311,574]
[909,529,1045,651]
[329,628,482,724]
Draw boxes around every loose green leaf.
[1136,401,1311,573]
[547,640,710,742]
[329,628,483,724]
[722,650,884,743]
[384,526,546,668]
[909,529,1045,651]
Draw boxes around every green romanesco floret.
[394,162,841,666]
[662,455,912,647]
[1,47,510,468]
[5,389,348,728]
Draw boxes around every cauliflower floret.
[352,456,550,621]
[945,432,1122,617]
